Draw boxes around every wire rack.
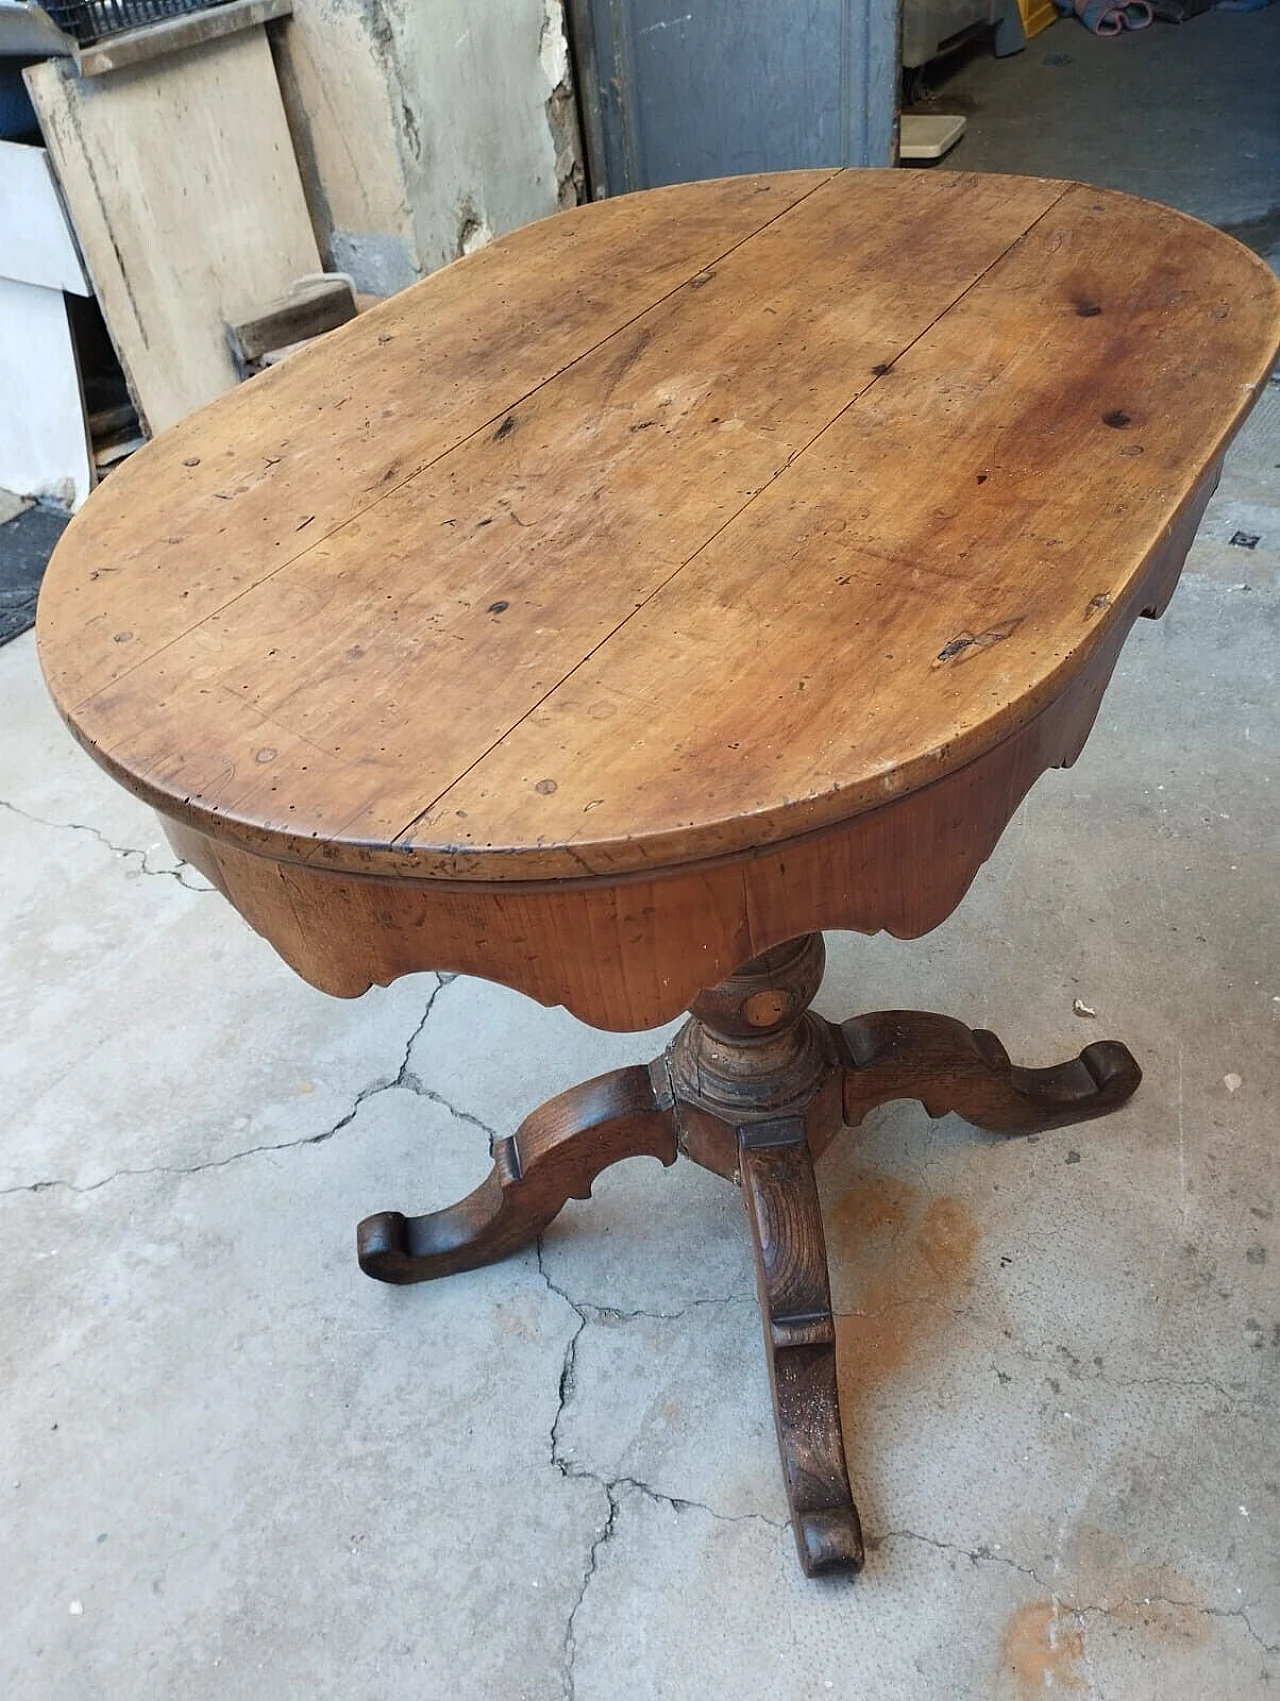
[39,0,232,48]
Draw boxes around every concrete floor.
[4,48,1280,1701]
[932,7,1280,249]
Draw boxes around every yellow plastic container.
[1019,0,1058,35]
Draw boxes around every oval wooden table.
[37,170,1280,1579]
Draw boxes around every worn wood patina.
[37,171,1280,1577]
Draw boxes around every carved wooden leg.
[357,1063,678,1283]
[739,1119,865,1577]
[837,1011,1141,1134]
[663,938,1141,1575]
[667,936,864,1577]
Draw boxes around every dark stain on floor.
[0,505,68,647]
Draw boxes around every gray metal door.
[568,0,899,197]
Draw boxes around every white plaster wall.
[0,278,92,509]
[385,0,580,273]
[271,0,581,295]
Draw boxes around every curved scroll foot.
[738,1118,865,1578]
[838,1011,1141,1135]
[358,1064,677,1284]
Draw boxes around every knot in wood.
[687,934,826,1042]
[668,935,837,1129]
[743,989,793,1028]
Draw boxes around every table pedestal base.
[357,934,1140,1578]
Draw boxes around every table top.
[38,170,1280,887]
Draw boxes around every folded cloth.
[1071,0,1126,28]
[1059,0,1153,24]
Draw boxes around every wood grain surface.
[38,171,1280,894]
[156,528,1180,1032]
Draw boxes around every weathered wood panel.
[26,30,321,434]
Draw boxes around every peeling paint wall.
[271,0,582,294]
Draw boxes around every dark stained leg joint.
[738,1119,864,1578]
[357,1062,678,1284]
[838,1010,1141,1135]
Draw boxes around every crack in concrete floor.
[535,1241,787,1700]
[0,975,446,1197]
[879,1529,1280,1660]
[3,928,778,1697]
[0,796,213,891]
